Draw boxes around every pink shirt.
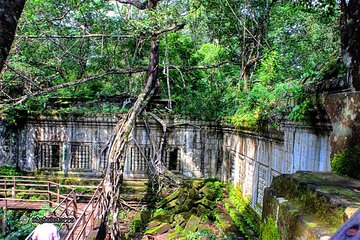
[32,223,60,240]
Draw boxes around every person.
[32,212,60,240]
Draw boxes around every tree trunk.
[0,0,26,72]
[103,34,159,239]
[341,0,360,90]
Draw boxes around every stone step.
[119,192,155,201]
[264,188,336,239]
[270,171,360,228]
[122,179,148,187]
[121,186,148,193]
[122,200,149,210]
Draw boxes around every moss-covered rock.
[145,223,171,235]
[174,214,186,227]
[184,215,200,232]
[192,180,205,190]
[132,212,143,231]
[151,213,172,223]
[199,183,217,200]
[147,220,161,229]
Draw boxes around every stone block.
[147,220,161,229]
[184,215,200,232]
[145,223,171,235]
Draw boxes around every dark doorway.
[168,148,178,171]
[51,145,60,168]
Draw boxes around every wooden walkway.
[0,200,48,210]
[0,175,106,240]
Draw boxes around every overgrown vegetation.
[331,145,360,180]
[117,179,233,239]
[0,207,50,240]
[0,0,342,127]
[260,217,280,240]
[225,185,261,238]
[0,166,21,176]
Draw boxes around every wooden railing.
[64,179,106,240]
[24,188,78,240]
[0,175,103,240]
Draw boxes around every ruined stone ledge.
[262,171,360,240]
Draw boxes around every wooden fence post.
[90,200,94,230]
[72,191,77,219]
[82,215,86,240]
[4,179,7,207]
[56,184,60,203]
[48,182,51,207]
[11,177,16,198]
[2,207,6,236]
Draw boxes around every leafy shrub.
[331,145,360,180]
[185,229,220,240]
[0,166,21,176]
[260,217,280,240]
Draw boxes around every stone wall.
[16,115,117,175]
[0,116,222,179]
[221,123,331,212]
[0,121,17,167]
[0,115,331,211]
[125,119,222,179]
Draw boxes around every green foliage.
[227,0,341,126]
[184,229,220,240]
[0,207,49,240]
[0,166,20,176]
[0,0,342,126]
[260,217,280,240]
[331,145,360,180]
[225,185,261,238]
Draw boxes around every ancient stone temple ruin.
[0,115,331,212]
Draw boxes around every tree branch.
[116,0,147,9]
[15,34,134,40]
[0,67,147,113]
[154,23,185,35]
[0,61,239,112]
[116,0,161,10]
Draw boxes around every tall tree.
[340,0,360,90]
[0,0,26,72]
[102,1,184,238]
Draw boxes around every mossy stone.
[199,184,217,200]
[151,213,171,222]
[167,199,177,209]
[184,215,200,232]
[147,220,161,229]
[132,212,143,231]
[174,214,186,227]
[176,190,188,205]
[192,180,205,190]
[145,223,171,235]
[195,198,213,208]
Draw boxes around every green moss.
[227,185,261,234]
[331,145,360,180]
[260,217,280,240]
